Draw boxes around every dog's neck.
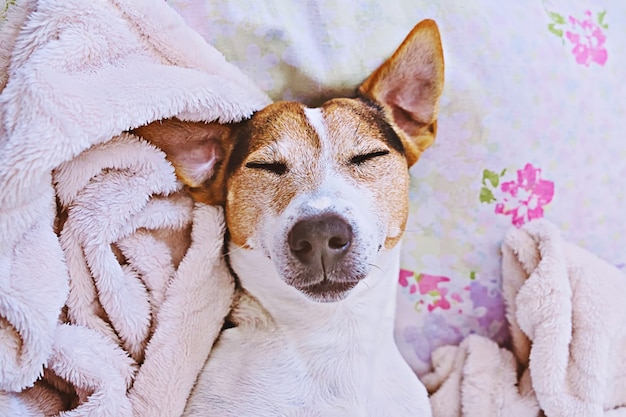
[227,242,401,338]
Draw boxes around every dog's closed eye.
[349,150,390,166]
[245,161,289,175]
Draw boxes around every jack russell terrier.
[134,19,443,417]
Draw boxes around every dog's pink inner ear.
[359,19,444,167]
[131,119,230,188]
[162,135,223,187]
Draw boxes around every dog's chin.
[274,247,375,303]
[294,280,358,303]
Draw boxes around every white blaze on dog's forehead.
[304,106,337,180]
[303,107,327,145]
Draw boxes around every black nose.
[288,214,353,267]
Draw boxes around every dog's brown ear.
[131,119,234,205]
[358,19,444,167]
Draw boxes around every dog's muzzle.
[286,213,362,300]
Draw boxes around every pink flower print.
[399,269,413,287]
[566,11,608,66]
[417,274,451,312]
[546,9,608,66]
[416,273,450,294]
[493,163,554,227]
[398,270,454,312]
[399,269,419,296]
[451,293,463,303]
[428,290,450,312]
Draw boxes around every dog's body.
[184,100,432,417]
[187,244,424,417]
[135,20,443,417]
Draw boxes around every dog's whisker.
[368,263,383,272]
[400,227,423,234]
[221,244,245,258]
[353,121,362,142]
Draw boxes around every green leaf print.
[548,11,566,25]
[598,10,608,29]
[482,169,500,188]
[548,23,563,38]
[479,187,496,204]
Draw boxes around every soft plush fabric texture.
[423,219,626,417]
[0,0,270,415]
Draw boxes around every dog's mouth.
[295,279,359,302]
[262,205,384,303]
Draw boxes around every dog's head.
[134,20,443,302]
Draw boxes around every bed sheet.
[170,0,626,375]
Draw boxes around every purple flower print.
[403,315,464,364]
[468,281,505,329]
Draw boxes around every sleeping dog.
[134,19,443,417]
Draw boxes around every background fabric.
[171,0,626,374]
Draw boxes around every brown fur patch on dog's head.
[223,102,324,247]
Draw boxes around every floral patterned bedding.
[169,0,626,375]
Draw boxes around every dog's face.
[134,20,444,302]
[224,99,411,301]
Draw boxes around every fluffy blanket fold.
[424,219,626,417]
[0,0,269,415]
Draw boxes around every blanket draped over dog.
[424,219,626,417]
[0,0,270,415]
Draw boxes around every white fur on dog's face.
[225,99,410,302]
